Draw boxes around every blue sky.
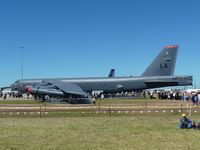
[0,0,200,87]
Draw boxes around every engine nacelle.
[28,87,64,97]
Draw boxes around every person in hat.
[179,113,192,129]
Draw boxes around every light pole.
[194,79,196,89]
[20,46,24,81]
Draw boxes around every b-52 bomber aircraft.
[11,45,192,103]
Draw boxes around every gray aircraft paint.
[108,69,115,77]
[13,75,192,93]
[142,45,178,77]
[11,45,193,102]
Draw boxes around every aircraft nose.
[10,84,14,89]
[10,83,17,90]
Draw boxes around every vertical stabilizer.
[141,45,178,77]
[108,69,115,77]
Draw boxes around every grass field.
[0,99,199,150]
[0,115,200,150]
[0,100,42,104]
[0,98,152,104]
[0,98,175,104]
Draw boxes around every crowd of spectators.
[151,89,200,105]
[157,91,182,100]
[0,90,22,99]
[94,89,200,105]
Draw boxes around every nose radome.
[10,84,14,89]
[10,83,18,90]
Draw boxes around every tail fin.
[141,45,178,77]
[108,69,115,77]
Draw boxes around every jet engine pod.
[24,86,32,93]
[29,87,64,97]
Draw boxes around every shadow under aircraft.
[11,45,192,103]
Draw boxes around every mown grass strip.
[0,100,42,104]
[0,116,200,150]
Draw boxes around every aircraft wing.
[46,80,86,96]
[26,80,86,97]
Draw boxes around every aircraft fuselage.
[12,75,192,94]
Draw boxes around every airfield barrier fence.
[0,101,199,117]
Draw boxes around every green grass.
[0,99,197,149]
[0,116,200,150]
[0,98,188,105]
[0,98,151,104]
[0,100,42,104]
[96,98,159,103]
[0,98,151,105]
